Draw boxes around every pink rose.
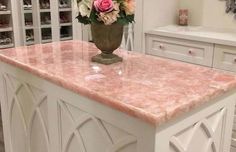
[94,0,114,13]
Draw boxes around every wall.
[143,0,179,31]
[179,0,236,29]
[179,0,203,26]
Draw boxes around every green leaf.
[76,14,91,25]
[89,9,100,23]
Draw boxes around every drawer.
[145,35,214,66]
[213,44,236,73]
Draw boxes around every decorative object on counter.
[225,0,236,18]
[179,9,188,26]
[76,0,135,65]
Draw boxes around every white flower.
[78,0,93,17]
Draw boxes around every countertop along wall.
[179,0,236,29]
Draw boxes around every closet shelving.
[58,0,73,41]
[0,0,14,49]
[39,0,52,43]
[21,0,35,45]
[0,0,82,48]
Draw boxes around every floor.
[0,109,4,152]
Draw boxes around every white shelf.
[24,10,33,13]
[0,10,11,15]
[41,24,52,28]
[60,23,72,26]
[40,9,51,13]
[0,27,13,32]
[59,8,72,12]
[60,36,72,41]
[25,41,34,45]
[42,39,52,43]
[0,43,14,49]
[24,26,34,30]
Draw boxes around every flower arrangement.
[76,0,135,25]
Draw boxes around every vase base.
[91,53,123,65]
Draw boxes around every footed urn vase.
[91,23,124,65]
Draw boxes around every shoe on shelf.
[0,3,7,11]
[0,36,12,45]
[0,21,9,28]
[42,16,51,24]
[26,34,34,42]
[25,21,33,26]
[59,0,69,8]
[23,0,32,10]
[60,16,69,23]
[45,2,50,9]
[5,38,12,44]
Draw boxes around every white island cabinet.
[0,41,236,152]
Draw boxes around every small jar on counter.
[179,9,188,26]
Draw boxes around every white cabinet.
[0,0,82,48]
[0,62,236,152]
[145,26,236,152]
[146,35,214,66]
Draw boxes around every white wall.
[179,0,203,26]
[179,0,236,29]
[143,0,179,31]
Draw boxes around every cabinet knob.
[159,44,164,49]
[188,49,193,55]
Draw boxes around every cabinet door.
[155,94,235,152]
[0,73,49,152]
[57,100,137,152]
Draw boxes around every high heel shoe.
[23,0,32,10]
[0,3,7,11]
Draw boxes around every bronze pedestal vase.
[91,23,124,65]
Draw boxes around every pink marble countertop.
[0,40,236,126]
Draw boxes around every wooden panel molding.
[170,108,226,152]
[2,73,49,152]
[58,100,137,152]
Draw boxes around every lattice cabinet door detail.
[1,73,49,152]
[58,0,73,41]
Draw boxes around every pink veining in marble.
[0,40,236,126]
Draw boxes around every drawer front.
[145,35,214,66]
[213,44,236,73]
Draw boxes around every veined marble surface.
[0,40,236,126]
